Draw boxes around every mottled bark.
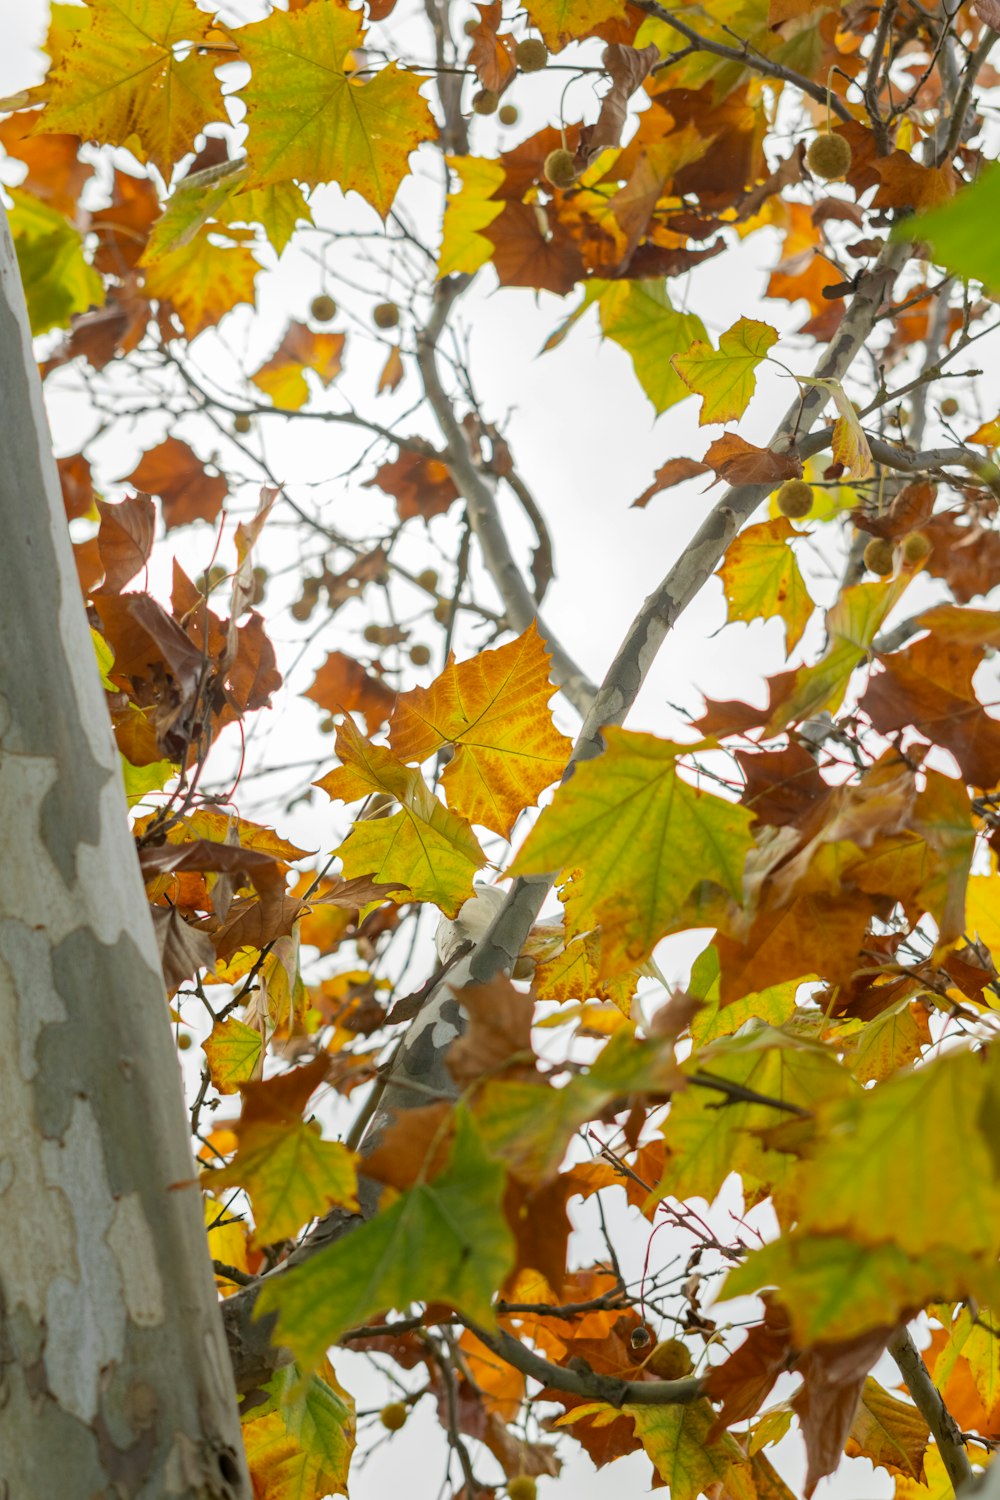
[0,210,250,1499]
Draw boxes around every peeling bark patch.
[108,1196,166,1328]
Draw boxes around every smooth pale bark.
[0,211,250,1496]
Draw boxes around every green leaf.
[671,316,778,425]
[243,1358,355,1500]
[627,1398,743,1500]
[209,1119,358,1246]
[256,1107,514,1370]
[893,163,1000,293]
[598,280,707,414]
[8,189,103,335]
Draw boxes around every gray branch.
[888,1326,973,1493]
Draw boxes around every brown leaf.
[448,977,538,1088]
[585,44,660,158]
[123,437,228,531]
[311,874,407,908]
[735,743,828,829]
[236,1054,332,1126]
[58,452,96,521]
[922,512,1000,603]
[504,1174,573,1291]
[376,345,404,396]
[150,904,217,993]
[365,450,459,523]
[792,1330,889,1496]
[224,611,282,716]
[94,591,205,758]
[486,202,585,296]
[91,170,161,274]
[705,1298,794,1433]
[95,493,156,594]
[73,536,105,596]
[468,1,517,93]
[631,458,711,508]
[42,280,153,375]
[872,152,956,213]
[321,548,388,613]
[304,651,396,733]
[139,837,281,884]
[364,1101,453,1190]
[704,434,801,487]
[206,890,306,962]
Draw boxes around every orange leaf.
[122,437,227,531]
[704,434,801,487]
[304,651,396,733]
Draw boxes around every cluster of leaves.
[7,0,1000,1496]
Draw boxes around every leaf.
[508,728,754,979]
[250,322,345,411]
[439,155,507,278]
[232,4,436,217]
[7,188,103,336]
[845,1377,929,1480]
[122,437,227,531]
[704,434,802,487]
[389,623,572,838]
[626,1398,743,1500]
[304,651,397,733]
[598,280,708,414]
[798,376,872,481]
[672,317,779,426]
[202,1016,264,1094]
[468,2,517,93]
[0,108,93,217]
[242,1359,355,1500]
[365,450,460,524]
[587,44,661,157]
[38,0,226,174]
[525,0,627,50]
[142,225,260,339]
[256,1107,514,1370]
[631,458,711,508]
[718,517,814,653]
[149,904,216,993]
[893,162,1000,293]
[317,717,486,917]
[95,494,156,593]
[208,1118,357,1247]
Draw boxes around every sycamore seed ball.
[864,536,895,576]
[806,130,853,182]
[433,599,451,624]
[472,88,499,115]
[380,1403,408,1432]
[233,413,252,434]
[409,643,432,666]
[508,1480,538,1500]
[902,531,932,565]
[499,102,519,125]
[776,478,814,520]
[373,301,400,330]
[941,396,959,417]
[515,37,548,71]
[177,1033,192,1051]
[310,293,337,322]
[544,148,577,189]
[416,567,439,591]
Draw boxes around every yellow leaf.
[203,1016,264,1094]
[525,0,627,50]
[894,1440,993,1498]
[204,1193,252,1297]
[439,155,506,278]
[718,516,814,654]
[38,0,226,174]
[799,376,873,481]
[508,729,754,979]
[242,1359,355,1500]
[317,718,486,917]
[672,316,778,426]
[251,322,346,411]
[845,1377,929,1481]
[7,188,103,336]
[627,1399,743,1500]
[389,623,572,839]
[208,1118,358,1247]
[232,4,436,217]
[143,224,259,337]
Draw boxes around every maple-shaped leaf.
[250,321,345,411]
[525,0,627,50]
[468,2,517,93]
[142,224,260,338]
[845,1376,929,1481]
[704,433,802,488]
[508,729,754,978]
[7,188,103,336]
[36,0,226,174]
[317,717,486,916]
[672,317,778,426]
[389,623,572,838]
[204,1058,358,1245]
[256,1107,514,1370]
[304,651,397,734]
[242,1359,355,1500]
[231,4,436,217]
[626,1399,743,1500]
[598,280,707,414]
[365,450,460,524]
[439,155,506,278]
[122,436,227,530]
[893,162,1000,294]
[202,1015,264,1094]
[717,516,814,654]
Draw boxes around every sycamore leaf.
[846,1377,928,1481]
[37,0,226,174]
[243,1359,355,1500]
[208,1118,357,1247]
[232,4,436,217]
[389,623,572,838]
[718,517,814,653]
[7,188,103,336]
[627,1399,743,1500]
[122,436,227,530]
[304,651,396,734]
[704,434,801,488]
[142,224,260,338]
[202,1015,264,1094]
[894,1443,993,1499]
[672,317,778,426]
[508,728,754,979]
[798,376,873,481]
[439,155,506,278]
[95,494,156,593]
[251,322,346,411]
[468,2,517,93]
[317,718,486,917]
[525,0,627,50]
[598,280,708,415]
[256,1107,514,1370]
[893,162,1000,294]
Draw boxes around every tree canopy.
[4,0,1000,1496]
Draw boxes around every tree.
[3,0,1000,1496]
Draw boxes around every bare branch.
[889,1326,973,1493]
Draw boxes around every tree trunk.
[0,211,250,1497]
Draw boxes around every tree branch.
[888,1326,973,1493]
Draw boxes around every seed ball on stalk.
[776,478,814,519]
[515,37,548,71]
[902,531,932,565]
[472,88,499,115]
[233,412,252,434]
[940,396,959,417]
[499,103,519,125]
[543,148,577,189]
[507,1480,537,1500]
[806,130,852,181]
[310,293,337,322]
[409,643,432,666]
[373,301,400,329]
[380,1403,408,1432]
[864,536,895,576]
